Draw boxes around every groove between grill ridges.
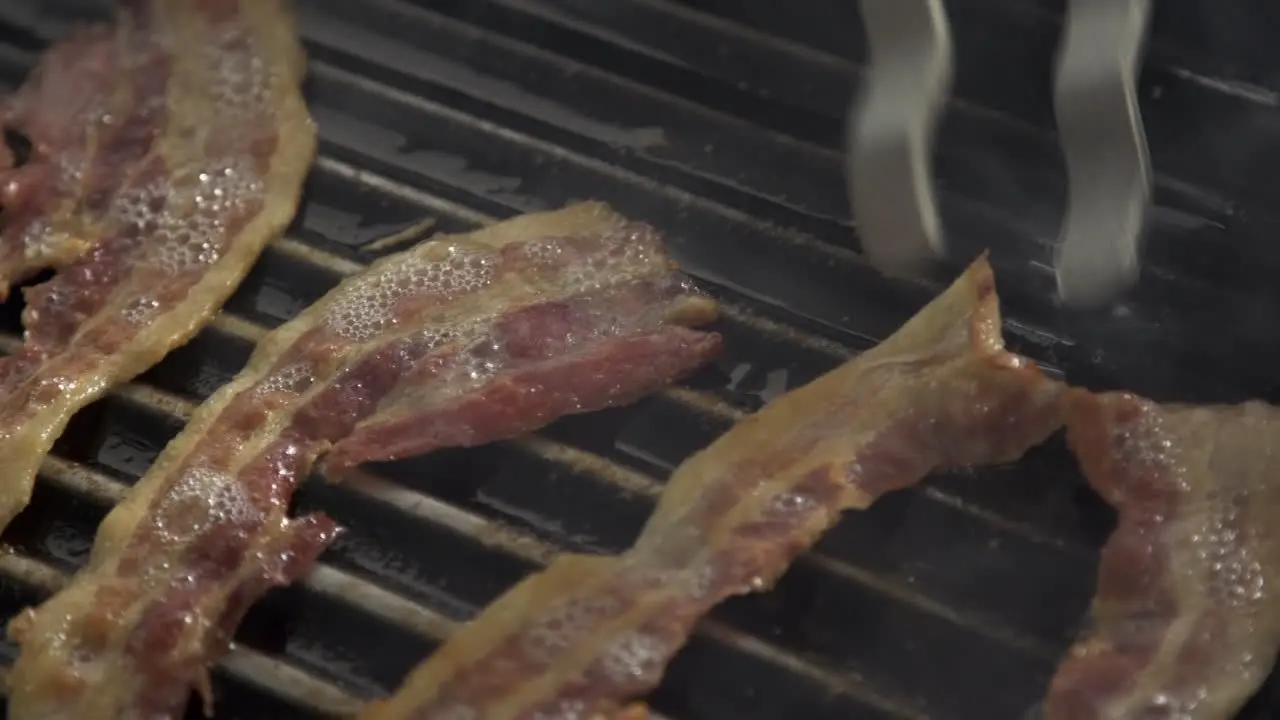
[0,29,1077,370]
[305,154,882,359]
[307,139,1071,380]
[293,56,1280,409]
[0,0,1093,559]
[0,551,364,718]
[0,9,1073,714]
[297,0,868,244]
[250,233,1082,557]
[37,455,460,646]
[0,298,1057,658]
[302,105,1080,368]
[24,457,724,720]
[0,28,884,279]
[296,0,1280,379]
[308,56,875,268]
[23,409,921,720]
[303,154,963,378]
[352,0,1252,241]
[492,0,1280,117]
[0,33,920,349]
[3,0,1279,354]
[0,196,1088,635]
[263,226,1085,554]
[0,137,1086,653]
[0,105,1043,720]
[0,337,934,717]
[299,140,1280,420]
[393,0,1045,140]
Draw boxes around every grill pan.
[0,0,1279,718]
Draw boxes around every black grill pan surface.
[0,1,1278,718]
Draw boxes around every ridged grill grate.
[0,0,1277,717]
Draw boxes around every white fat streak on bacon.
[361,256,1067,720]
[320,228,717,470]
[0,0,315,537]
[2,1,316,717]
[1045,392,1280,720]
[7,201,719,720]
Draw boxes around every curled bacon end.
[8,199,720,720]
[1046,390,1280,720]
[362,256,1066,719]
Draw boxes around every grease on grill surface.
[0,0,317,553]
[0,0,1276,718]
[7,201,720,720]
[363,257,1065,719]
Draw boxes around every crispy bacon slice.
[1044,390,1280,720]
[0,0,317,533]
[361,256,1066,720]
[6,202,721,720]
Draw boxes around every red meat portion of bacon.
[7,202,721,720]
[1044,390,1280,720]
[0,24,122,286]
[360,255,1066,720]
[0,0,316,537]
[323,274,718,472]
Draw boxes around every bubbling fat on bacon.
[5,202,722,720]
[361,256,1067,720]
[0,0,317,533]
[1044,390,1280,720]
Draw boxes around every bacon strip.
[6,202,721,720]
[1045,390,1280,720]
[361,256,1066,720]
[0,0,317,534]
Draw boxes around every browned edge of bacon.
[360,255,1067,720]
[0,0,317,539]
[1045,389,1280,720]
[6,201,721,720]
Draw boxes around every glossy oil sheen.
[0,0,1278,718]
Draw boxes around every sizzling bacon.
[0,0,316,534]
[6,202,721,720]
[1045,390,1280,720]
[361,256,1066,720]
